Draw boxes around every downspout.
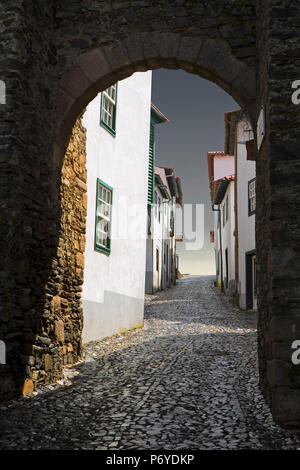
[234,128,239,303]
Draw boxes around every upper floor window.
[95,179,113,254]
[100,84,117,136]
[248,178,256,216]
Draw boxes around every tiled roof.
[210,174,235,205]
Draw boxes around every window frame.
[248,177,256,216]
[94,178,113,255]
[100,84,118,136]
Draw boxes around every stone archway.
[55,34,256,164]
[0,1,299,427]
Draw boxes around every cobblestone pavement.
[0,276,300,450]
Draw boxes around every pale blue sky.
[151,69,238,274]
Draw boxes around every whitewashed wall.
[220,182,235,294]
[236,118,256,309]
[214,155,235,180]
[81,71,152,343]
[152,186,164,292]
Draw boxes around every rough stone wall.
[256,0,271,407]
[0,0,59,398]
[52,115,87,375]
[257,0,300,425]
[56,0,257,71]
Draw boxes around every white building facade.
[81,71,152,343]
[235,114,256,310]
[146,165,182,293]
[145,105,183,294]
[208,152,235,294]
[208,110,256,311]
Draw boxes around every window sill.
[100,120,116,137]
[95,244,111,255]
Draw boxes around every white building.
[208,110,256,311]
[208,152,235,294]
[146,165,183,293]
[81,72,152,343]
[235,112,256,310]
[145,105,183,294]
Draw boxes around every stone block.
[272,388,300,425]
[176,36,203,66]
[22,379,34,396]
[102,41,131,72]
[31,371,39,382]
[44,354,53,372]
[267,359,292,387]
[76,177,87,192]
[51,296,61,315]
[77,48,112,84]
[160,33,181,62]
[269,316,300,342]
[272,342,295,362]
[60,66,91,100]
[55,320,65,343]
[124,33,146,64]
[76,252,84,269]
[143,31,161,61]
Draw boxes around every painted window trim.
[100,84,118,137]
[94,178,113,255]
[248,177,256,216]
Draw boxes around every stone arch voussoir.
[56,32,256,166]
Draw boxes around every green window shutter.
[148,121,155,205]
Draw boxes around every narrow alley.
[0,277,299,450]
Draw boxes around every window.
[225,195,229,221]
[95,179,113,254]
[156,249,159,272]
[248,178,256,216]
[100,84,117,135]
[222,203,225,227]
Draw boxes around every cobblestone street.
[0,276,299,450]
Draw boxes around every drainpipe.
[234,129,239,302]
[212,204,224,292]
